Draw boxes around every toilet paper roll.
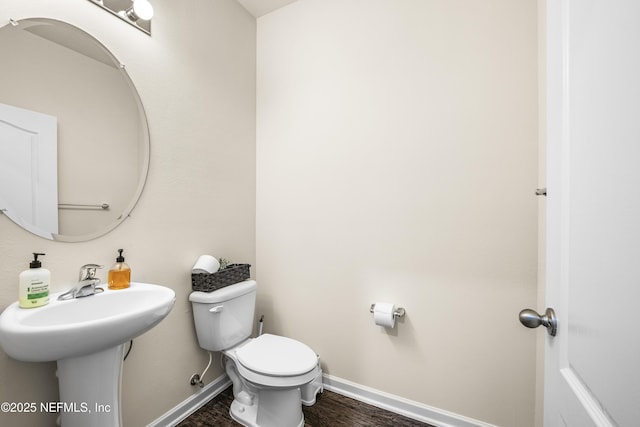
[192,255,220,274]
[373,302,396,328]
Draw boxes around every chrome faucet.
[58,264,104,300]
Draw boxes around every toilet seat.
[238,334,318,376]
[228,334,320,388]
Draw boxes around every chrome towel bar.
[58,203,110,210]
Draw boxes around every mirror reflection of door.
[0,102,58,237]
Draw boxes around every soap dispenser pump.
[108,249,131,290]
[19,253,51,308]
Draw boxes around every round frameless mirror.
[0,18,150,242]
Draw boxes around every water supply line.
[189,351,213,388]
[124,340,133,361]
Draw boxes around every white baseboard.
[322,374,497,427]
[146,374,231,427]
[147,372,496,427]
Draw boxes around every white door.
[0,102,58,236]
[542,0,640,425]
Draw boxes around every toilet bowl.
[189,280,323,427]
[224,334,322,427]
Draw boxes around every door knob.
[519,307,557,336]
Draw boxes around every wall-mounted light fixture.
[87,0,154,35]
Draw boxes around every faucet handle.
[79,264,103,281]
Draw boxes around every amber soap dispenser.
[108,249,131,290]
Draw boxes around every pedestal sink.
[0,282,175,427]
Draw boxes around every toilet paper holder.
[369,303,405,319]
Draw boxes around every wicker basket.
[191,264,251,292]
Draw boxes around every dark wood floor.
[177,386,433,427]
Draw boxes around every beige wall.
[0,0,256,426]
[256,1,538,426]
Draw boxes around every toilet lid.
[236,334,317,377]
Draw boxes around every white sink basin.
[0,282,175,362]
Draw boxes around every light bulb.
[126,0,154,21]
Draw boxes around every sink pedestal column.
[57,344,124,427]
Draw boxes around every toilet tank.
[189,280,257,351]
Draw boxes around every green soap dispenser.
[19,253,50,308]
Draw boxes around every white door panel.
[544,0,640,425]
[0,102,58,236]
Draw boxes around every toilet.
[189,280,323,427]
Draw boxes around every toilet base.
[301,370,324,406]
[225,355,323,427]
[230,387,304,427]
